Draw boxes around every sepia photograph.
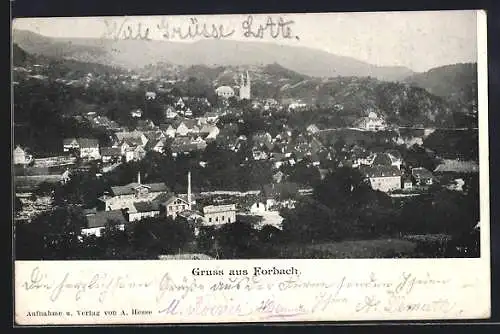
[12,9,490,325]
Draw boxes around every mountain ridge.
[12,29,415,81]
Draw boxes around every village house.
[204,112,219,123]
[165,106,178,119]
[355,111,387,131]
[145,137,167,153]
[125,145,147,162]
[202,204,236,226]
[176,119,200,136]
[13,146,33,165]
[77,138,100,160]
[170,136,207,157]
[370,152,403,170]
[81,210,128,237]
[127,201,161,222]
[199,124,220,140]
[136,119,157,132]
[402,176,414,189]
[306,124,320,134]
[262,182,299,209]
[145,91,157,100]
[411,167,435,186]
[100,147,123,163]
[250,201,267,214]
[157,194,191,219]
[130,109,143,118]
[175,97,186,110]
[360,165,402,192]
[164,124,177,138]
[114,130,148,147]
[63,138,80,152]
[215,86,235,99]
[98,172,169,211]
[434,159,480,174]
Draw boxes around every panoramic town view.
[12,13,480,260]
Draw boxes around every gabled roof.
[133,201,160,213]
[85,210,127,229]
[178,119,199,129]
[123,137,143,147]
[63,138,78,145]
[434,160,479,173]
[372,153,393,166]
[411,167,434,179]
[159,195,189,206]
[77,138,99,148]
[204,112,219,117]
[110,182,169,196]
[100,147,122,156]
[361,165,401,178]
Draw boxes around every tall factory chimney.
[187,171,192,210]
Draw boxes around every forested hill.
[404,63,478,113]
[13,43,125,78]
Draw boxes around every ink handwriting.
[241,15,299,40]
[21,267,461,318]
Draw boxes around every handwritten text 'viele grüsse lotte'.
[101,15,300,41]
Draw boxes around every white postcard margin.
[13,10,490,325]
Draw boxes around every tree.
[15,206,87,260]
[280,197,337,243]
[313,167,372,211]
[215,221,263,259]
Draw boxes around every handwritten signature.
[99,15,300,41]
[241,15,299,40]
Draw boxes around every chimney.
[137,171,141,184]
[187,171,192,210]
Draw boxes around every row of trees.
[280,167,480,246]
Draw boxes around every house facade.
[202,204,236,226]
[411,167,434,185]
[78,139,100,160]
[128,202,161,222]
[160,196,191,219]
[81,210,128,237]
[99,175,169,212]
[361,165,402,192]
[13,146,32,165]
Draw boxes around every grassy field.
[271,238,418,259]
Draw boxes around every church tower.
[239,71,251,100]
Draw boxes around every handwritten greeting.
[101,16,300,41]
[16,262,474,324]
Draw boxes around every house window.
[182,205,185,210]
[169,206,173,211]
[227,218,231,223]
[216,217,219,222]
[222,216,225,221]
[209,217,212,223]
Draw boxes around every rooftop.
[361,165,401,178]
[434,160,479,173]
[412,167,434,179]
[110,182,169,196]
[133,201,160,213]
[85,210,127,229]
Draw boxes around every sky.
[12,10,478,72]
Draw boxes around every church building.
[239,71,251,100]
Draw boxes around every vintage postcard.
[12,10,489,325]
